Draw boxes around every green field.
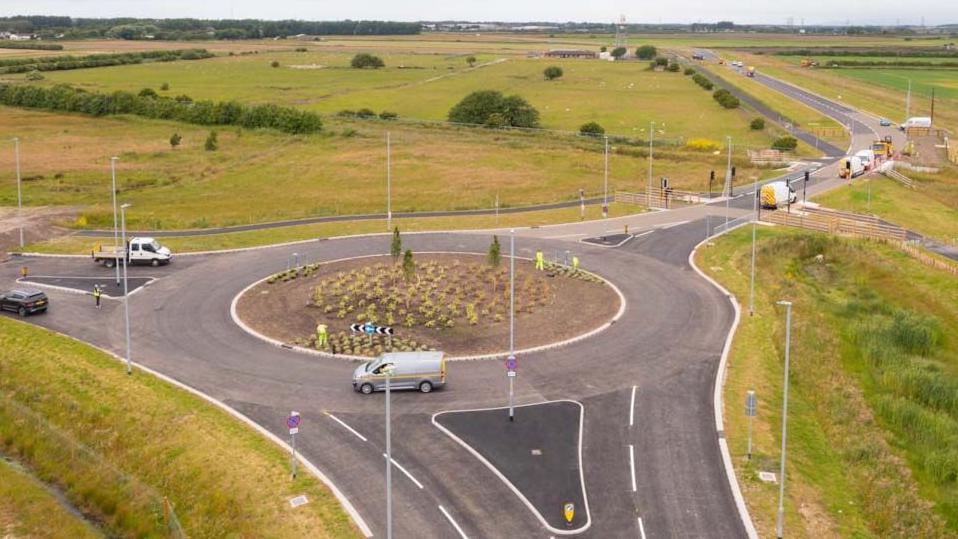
[699,228,958,537]
[0,317,358,538]
[0,104,786,230]
[19,48,783,143]
[814,174,958,244]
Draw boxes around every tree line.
[0,16,420,40]
[0,41,63,51]
[0,84,323,134]
[0,49,213,74]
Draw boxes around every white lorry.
[760,181,797,209]
[901,116,932,131]
[92,237,173,267]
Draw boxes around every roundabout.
[233,251,623,360]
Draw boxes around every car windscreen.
[150,241,162,251]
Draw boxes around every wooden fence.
[947,136,958,166]
[761,207,907,242]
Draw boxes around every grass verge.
[698,226,958,537]
[0,317,359,538]
[0,457,99,538]
[22,202,645,254]
[813,174,958,244]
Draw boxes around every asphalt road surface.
[1,61,907,538]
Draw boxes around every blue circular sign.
[287,415,301,429]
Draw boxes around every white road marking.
[638,517,647,539]
[439,505,469,539]
[657,220,690,230]
[629,444,637,492]
[629,385,637,427]
[383,454,424,489]
[324,412,368,442]
[544,233,587,239]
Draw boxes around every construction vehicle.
[871,135,894,160]
[746,66,756,77]
[92,237,172,268]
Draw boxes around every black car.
[0,288,49,316]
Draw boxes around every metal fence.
[615,188,709,209]
[707,213,755,238]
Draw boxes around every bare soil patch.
[0,206,76,261]
[237,253,620,357]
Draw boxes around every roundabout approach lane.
[3,226,745,538]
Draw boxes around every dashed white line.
[638,517,647,539]
[324,412,368,442]
[657,220,690,230]
[629,385,637,427]
[438,505,469,539]
[629,444,637,492]
[383,454,424,489]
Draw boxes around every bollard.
[624,224,629,235]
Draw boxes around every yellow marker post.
[563,502,575,525]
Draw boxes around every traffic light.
[804,170,810,182]
[710,170,715,181]
[731,166,737,178]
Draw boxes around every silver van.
[352,352,446,395]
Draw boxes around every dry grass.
[0,458,100,538]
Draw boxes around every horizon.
[1,1,956,28]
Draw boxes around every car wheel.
[18,306,26,317]
[105,259,115,268]
[151,259,160,267]
[360,383,374,395]
[419,381,433,394]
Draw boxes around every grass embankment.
[0,105,771,230]
[0,458,99,538]
[698,227,958,537]
[814,174,958,244]
[23,202,643,254]
[0,317,359,538]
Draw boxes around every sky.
[1,0,955,27]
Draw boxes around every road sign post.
[564,502,575,526]
[287,411,301,479]
[746,391,757,460]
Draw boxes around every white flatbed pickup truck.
[92,237,172,267]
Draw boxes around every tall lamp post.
[386,132,392,232]
[749,174,758,316]
[13,137,23,249]
[120,203,133,375]
[647,121,655,208]
[111,157,121,286]
[383,362,396,539]
[775,300,793,539]
[603,135,609,218]
[508,229,516,421]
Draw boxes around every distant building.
[544,49,598,59]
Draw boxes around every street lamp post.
[120,203,133,375]
[775,300,793,539]
[509,229,516,422]
[111,157,120,286]
[13,137,23,249]
[386,132,392,232]
[749,174,758,316]
[648,121,654,208]
[603,136,609,218]
[383,362,395,539]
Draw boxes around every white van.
[854,149,875,169]
[353,351,446,394]
[839,156,865,179]
[760,181,797,209]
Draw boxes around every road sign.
[350,323,394,336]
[287,411,301,435]
[564,502,575,524]
[745,391,756,417]
[506,355,517,371]
[507,371,517,378]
